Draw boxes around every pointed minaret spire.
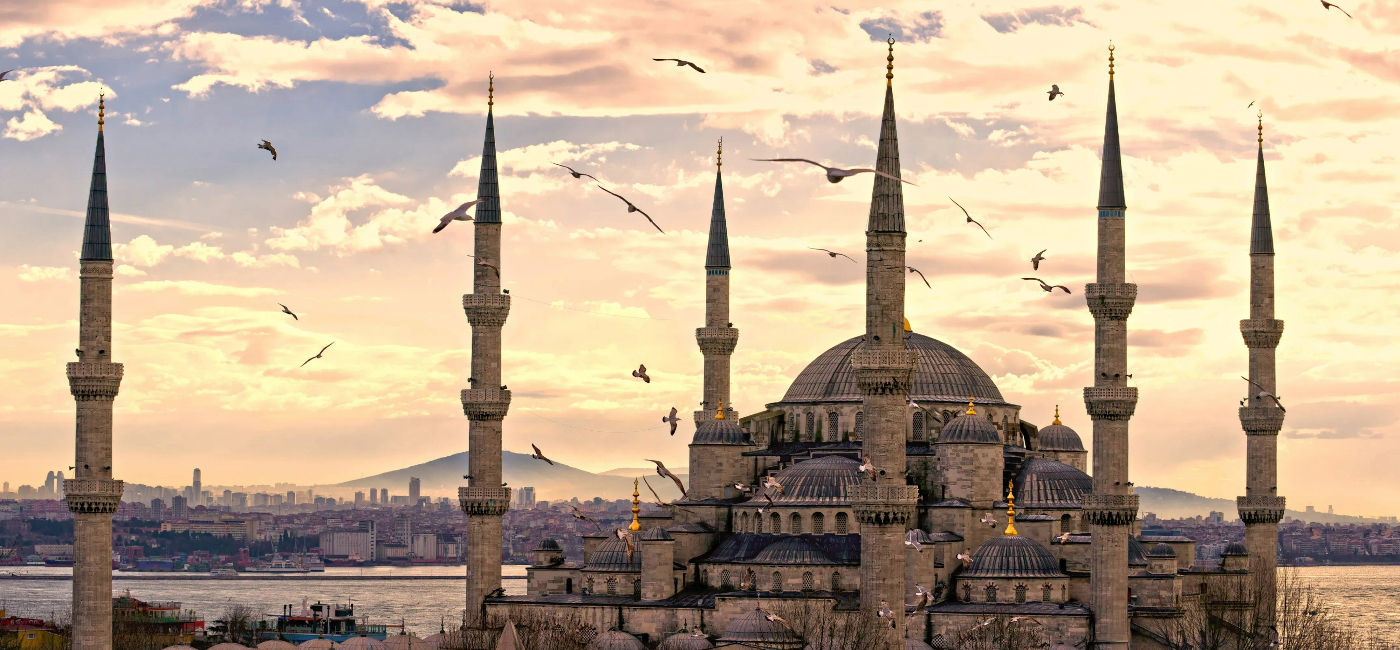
[705,137,730,270]
[1251,112,1274,255]
[868,37,906,234]
[81,93,112,262]
[1097,43,1125,213]
[474,72,500,225]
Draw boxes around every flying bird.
[1321,1,1352,18]
[762,475,785,496]
[652,57,706,73]
[1009,616,1041,625]
[487,587,506,598]
[1056,532,1072,544]
[1031,249,1047,270]
[552,162,598,181]
[1241,376,1286,412]
[632,363,651,383]
[909,585,932,612]
[858,456,880,480]
[614,528,637,561]
[645,458,687,497]
[433,199,484,233]
[752,158,916,185]
[757,491,775,514]
[957,551,972,566]
[662,406,681,435]
[257,139,277,161]
[904,530,924,552]
[949,197,992,239]
[530,443,554,466]
[733,482,754,493]
[1023,277,1071,294]
[980,513,998,527]
[1047,84,1064,101]
[1247,100,1256,109]
[569,505,604,533]
[0,69,15,82]
[475,259,500,277]
[876,601,895,628]
[907,266,931,289]
[596,185,664,233]
[299,341,334,368]
[278,303,299,320]
[762,610,790,629]
[739,568,756,591]
[810,247,856,262]
[641,476,694,515]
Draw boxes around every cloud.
[981,6,1094,34]
[17,265,70,282]
[859,10,944,43]
[231,251,301,268]
[4,110,60,141]
[114,235,175,267]
[122,280,281,297]
[1284,401,1394,439]
[809,59,837,75]
[449,140,643,179]
[264,174,425,254]
[174,241,226,262]
[0,0,204,47]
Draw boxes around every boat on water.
[209,568,238,578]
[244,556,325,573]
[255,601,390,642]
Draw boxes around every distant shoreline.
[0,574,525,581]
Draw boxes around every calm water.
[0,565,1395,640]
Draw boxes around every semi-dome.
[752,536,832,565]
[720,608,803,644]
[779,333,1005,405]
[587,629,647,650]
[257,642,298,650]
[962,535,1063,578]
[586,538,641,571]
[936,412,1001,444]
[384,635,433,649]
[744,455,861,505]
[1037,422,1084,452]
[1128,537,1150,567]
[1148,543,1176,558]
[658,630,715,650]
[1222,542,1248,557]
[641,528,673,541]
[1014,458,1092,508]
[535,538,561,551]
[339,638,387,650]
[693,416,751,445]
[298,641,336,650]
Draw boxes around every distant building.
[515,486,536,509]
[409,477,421,502]
[369,489,377,505]
[320,520,376,561]
[171,496,188,521]
[354,492,365,507]
[285,490,296,506]
[379,488,388,505]
[411,533,437,560]
[159,518,257,541]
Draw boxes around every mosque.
[453,41,1287,650]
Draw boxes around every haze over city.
[2,0,1397,516]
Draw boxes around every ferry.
[209,568,238,578]
[244,556,325,573]
[255,601,390,643]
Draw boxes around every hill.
[1137,486,1376,524]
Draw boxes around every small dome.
[535,538,561,551]
[930,635,954,650]
[641,528,674,541]
[752,536,832,565]
[1128,537,1150,567]
[693,417,752,445]
[586,538,641,571]
[1222,542,1249,557]
[1148,543,1176,558]
[779,333,1006,404]
[422,632,447,648]
[936,412,1000,444]
[905,640,936,650]
[208,645,252,650]
[1037,423,1084,452]
[587,629,647,650]
[658,630,715,650]
[257,642,299,650]
[720,608,802,644]
[339,638,387,650]
[744,455,862,505]
[962,536,1063,578]
[1015,458,1092,508]
[298,641,336,650]
[906,528,934,545]
[384,635,432,649]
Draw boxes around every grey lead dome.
[778,333,1005,405]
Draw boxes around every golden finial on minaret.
[629,478,642,531]
[1053,405,1062,426]
[886,36,895,87]
[903,317,911,332]
[966,396,977,416]
[1108,41,1115,78]
[488,72,494,108]
[98,92,105,132]
[1258,110,1264,145]
[716,137,723,169]
[716,399,726,420]
[1004,480,1018,536]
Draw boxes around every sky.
[1,0,1397,515]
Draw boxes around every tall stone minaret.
[1082,45,1138,649]
[850,38,919,647]
[66,94,125,650]
[1237,112,1285,629]
[459,74,511,624]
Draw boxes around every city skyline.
[2,1,1398,515]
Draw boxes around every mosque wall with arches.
[758,401,1025,446]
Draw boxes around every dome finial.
[98,92,105,132]
[716,137,723,169]
[715,399,725,420]
[629,478,641,531]
[1258,110,1264,145]
[886,36,895,87]
[488,71,494,108]
[1004,480,1018,536]
[1107,41,1115,78]
[965,396,977,416]
[903,317,911,332]
[1053,404,1061,426]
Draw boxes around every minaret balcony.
[64,478,124,514]
[461,388,511,421]
[1085,283,1137,321]
[462,293,511,327]
[848,484,919,525]
[1082,493,1139,526]
[1237,495,1286,525]
[851,348,916,395]
[1238,406,1284,434]
[1239,319,1284,349]
[1083,386,1138,420]
[459,486,512,516]
[66,362,123,401]
[695,326,739,356]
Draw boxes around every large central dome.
[777,332,1005,405]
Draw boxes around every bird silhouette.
[809,247,856,262]
[904,530,924,552]
[299,341,334,368]
[907,266,931,289]
[752,158,915,185]
[278,303,298,320]
[662,407,681,435]
[1241,376,1286,412]
[645,458,687,497]
[632,364,651,383]
[1023,277,1071,294]
[1047,84,1064,101]
[595,185,664,233]
[949,197,992,239]
[487,587,506,598]
[433,199,484,234]
[569,505,603,533]
[652,58,706,73]
[529,443,554,466]
[1321,0,1352,18]
[0,69,16,82]
[1031,249,1047,270]
[257,139,277,161]
[551,162,598,181]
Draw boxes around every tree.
[948,615,1050,650]
[437,609,598,650]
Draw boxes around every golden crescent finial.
[98,92,105,132]
[1258,110,1264,145]
[965,396,976,416]
[716,137,722,169]
[629,478,642,531]
[488,72,494,108]
[716,399,725,420]
[1108,41,1115,78]
[1053,404,1062,426]
[886,36,895,87]
[1004,480,1018,536]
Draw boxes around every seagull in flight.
[757,491,775,514]
[278,303,299,320]
[0,69,16,82]
[662,407,681,435]
[1241,376,1286,412]
[909,585,933,612]
[752,158,916,185]
[1047,84,1064,101]
[433,199,484,234]
[614,528,637,562]
[530,443,555,466]
[904,530,924,552]
[552,162,598,181]
[810,247,856,262]
[1056,532,1072,544]
[652,58,706,73]
[569,505,603,533]
[1247,100,1256,109]
[907,266,931,289]
[632,363,651,383]
[949,197,991,239]
[876,601,895,628]
[858,456,880,480]
[732,482,754,494]
[1023,277,1071,294]
[1321,1,1352,18]
[762,475,785,496]
[980,513,998,527]
[957,550,972,566]
[1031,249,1047,270]
[596,185,664,233]
[299,341,334,368]
[645,458,688,498]
[257,139,277,161]
[739,568,756,591]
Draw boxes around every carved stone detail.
[1085,283,1138,321]
[67,362,123,401]
[1239,319,1284,349]
[851,348,917,395]
[1082,493,1139,526]
[848,484,919,525]
[695,327,739,356]
[461,388,511,421]
[459,486,512,516]
[1083,386,1139,420]
[64,479,124,514]
[1237,495,1286,525]
[462,293,511,327]
[1238,407,1284,434]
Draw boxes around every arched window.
[790,512,803,534]
[985,584,997,602]
[805,412,815,440]
[633,578,642,599]
[828,412,839,441]
[802,571,814,591]
[701,569,709,586]
[854,412,864,438]
[771,571,783,593]
[770,512,781,533]
[1003,415,1012,445]
[912,411,924,441]
[1015,584,1027,603]
[831,571,842,592]
[587,577,595,594]
[1061,585,1067,600]
[961,583,972,602]
[606,577,617,596]
[741,512,750,533]
[755,513,763,533]
[720,569,732,589]
[836,512,849,535]
[1042,584,1052,602]
[565,577,573,594]
[812,512,825,534]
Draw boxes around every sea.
[0,565,1395,641]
